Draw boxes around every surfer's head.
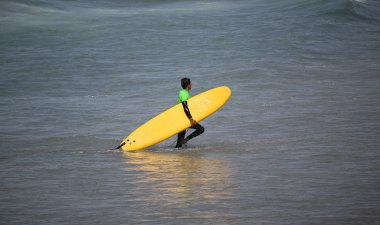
[181,78,191,90]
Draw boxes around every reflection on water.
[122,150,232,208]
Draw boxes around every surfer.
[175,78,205,148]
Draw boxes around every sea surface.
[1,0,380,224]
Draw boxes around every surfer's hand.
[190,118,197,126]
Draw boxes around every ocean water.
[1,0,380,224]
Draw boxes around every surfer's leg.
[185,123,205,142]
[175,130,186,148]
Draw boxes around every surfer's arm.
[181,101,193,119]
[181,101,197,126]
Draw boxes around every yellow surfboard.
[119,86,231,151]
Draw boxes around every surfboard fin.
[114,142,126,150]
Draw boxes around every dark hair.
[181,78,191,89]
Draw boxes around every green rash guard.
[178,89,193,119]
[178,89,190,103]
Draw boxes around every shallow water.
[1,0,380,224]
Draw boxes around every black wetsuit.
[175,101,205,148]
